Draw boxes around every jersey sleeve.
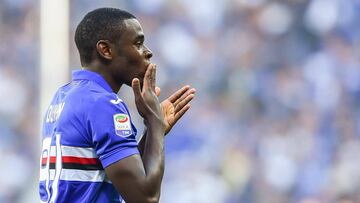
[87,96,139,168]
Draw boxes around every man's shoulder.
[69,80,115,100]
[61,81,121,113]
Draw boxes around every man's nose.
[144,46,153,59]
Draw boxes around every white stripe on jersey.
[61,145,97,158]
[60,169,110,182]
[40,169,55,181]
[40,169,111,183]
[50,146,56,156]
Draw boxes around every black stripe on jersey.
[62,163,103,170]
[49,163,55,169]
[43,163,103,170]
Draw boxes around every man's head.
[75,8,153,88]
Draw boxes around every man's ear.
[96,40,113,60]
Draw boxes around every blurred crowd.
[0,0,39,202]
[1,0,360,202]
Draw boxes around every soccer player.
[39,8,195,203]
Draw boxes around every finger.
[155,86,161,97]
[143,64,153,90]
[132,78,142,100]
[175,94,194,113]
[151,64,156,91]
[168,85,190,103]
[174,88,196,106]
[174,104,191,123]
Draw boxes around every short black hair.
[75,8,136,65]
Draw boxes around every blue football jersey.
[39,70,139,203]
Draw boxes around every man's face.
[111,18,153,87]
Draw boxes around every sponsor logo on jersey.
[113,114,132,137]
[110,97,122,105]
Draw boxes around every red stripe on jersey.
[41,156,56,165]
[41,156,100,165]
[62,156,100,165]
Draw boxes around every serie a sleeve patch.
[113,113,133,138]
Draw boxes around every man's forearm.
[104,117,165,203]
[138,129,147,157]
[139,123,168,157]
[140,117,165,199]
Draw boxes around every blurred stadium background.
[1,0,360,202]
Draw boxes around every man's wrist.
[144,116,165,134]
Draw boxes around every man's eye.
[135,41,142,47]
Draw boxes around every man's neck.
[82,62,122,93]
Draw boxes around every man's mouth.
[139,61,151,80]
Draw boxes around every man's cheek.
[128,55,143,67]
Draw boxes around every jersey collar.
[72,70,114,93]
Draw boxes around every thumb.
[132,78,142,99]
[155,86,161,97]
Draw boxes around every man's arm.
[106,121,164,203]
[105,64,165,203]
[138,86,196,156]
